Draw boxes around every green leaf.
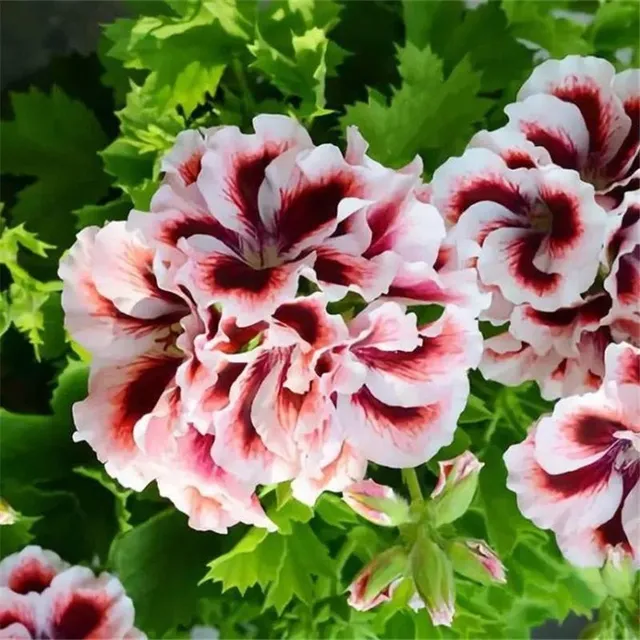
[459,395,493,424]
[0,511,39,559]
[267,483,314,534]
[109,509,221,635]
[342,45,491,171]
[590,0,640,63]
[74,194,133,230]
[1,87,111,251]
[315,493,360,529]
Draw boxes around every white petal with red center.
[509,293,612,358]
[212,349,298,484]
[338,378,469,468]
[161,129,207,188]
[73,348,182,490]
[517,55,630,167]
[467,127,552,169]
[505,428,623,535]
[504,94,590,171]
[430,148,527,225]
[385,261,491,318]
[535,391,625,474]
[0,546,68,595]
[59,228,185,360]
[350,305,482,407]
[292,442,368,506]
[604,342,640,387]
[622,480,640,566]
[0,590,38,638]
[91,222,185,320]
[39,567,137,640]
[177,234,314,327]
[348,301,421,351]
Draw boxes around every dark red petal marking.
[570,412,624,453]
[503,151,537,170]
[313,249,373,289]
[161,215,239,252]
[225,146,282,240]
[50,594,108,639]
[179,152,203,186]
[616,347,640,385]
[608,205,640,260]
[542,190,583,255]
[363,198,403,259]
[524,294,611,328]
[8,561,56,595]
[114,356,180,450]
[276,173,357,255]
[507,234,560,294]
[450,175,528,223]
[0,609,36,636]
[616,248,640,305]
[207,256,277,294]
[605,97,640,181]
[553,79,611,159]
[353,386,441,437]
[520,123,580,170]
[273,301,319,345]
[183,429,217,478]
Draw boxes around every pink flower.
[504,342,639,567]
[0,590,38,639]
[0,547,68,596]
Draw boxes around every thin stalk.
[402,468,424,504]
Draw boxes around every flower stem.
[402,468,424,504]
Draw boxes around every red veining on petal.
[520,122,579,170]
[206,256,282,294]
[541,189,583,256]
[570,412,624,453]
[50,593,108,639]
[506,234,560,294]
[524,294,611,328]
[114,356,180,450]
[449,175,528,223]
[616,347,640,385]
[0,611,36,636]
[363,198,403,258]
[553,79,612,160]
[8,561,56,595]
[183,429,217,478]
[273,301,319,345]
[161,214,238,251]
[605,97,640,181]
[608,205,640,259]
[616,248,640,305]
[179,152,203,186]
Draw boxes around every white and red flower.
[0,548,144,639]
[505,342,640,567]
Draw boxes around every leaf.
[74,194,133,230]
[0,512,39,559]
[109,509,221,635]
[1,87,111,251]
[590,0,640,62]
[315,493,360,529]
[267,483,314,534]
[341,45,491,171]
[458,395,493,424]
[50,359,89,424]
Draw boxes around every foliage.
[0,0,637,637]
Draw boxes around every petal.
[59,228,185,359]
[622,480,640,566]
[212,349,297,484]
[467,126,552,169]
[177,234,313,327]
[352,305,482,407]
[518,55,630,166]
[161,128,207,187]
[40,567,136,640]
[339,379,468,468]
[535,391,625,474]
[504,428,623,535]
[509,293,611,359]
[73,348,181,490]
[430,148,529,224]
[604,341,640,386]
[0,546,68,595]
[0,590,38,639]
[348,301,421,352]
[505,94,589,170]
[91,222,185,320]
[198,115,312,244]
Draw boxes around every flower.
[504,342,639,567]
[433,55,640,400]
[61,115,484,531]
[0,547,144,639]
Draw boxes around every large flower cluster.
[505,342,639,568]
[60,115,483,533]
[429,56,639,399]
[0,546,143,639]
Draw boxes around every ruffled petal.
[0,590,38,638]
[0,546,68,595]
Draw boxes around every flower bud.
[431,451,483,527]
[410,529,455,627]
[0,498,18,526]
[448,539,506,585]
[347,546,408,612]
[601,545,634,598]
[343,479,410,527]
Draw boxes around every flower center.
[529,202,553,233]
[614,431,640,469]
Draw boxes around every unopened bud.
[410,529,455,627]
[601,545,634,598]
[347,546,408,612]
[343,479,410,527]
[431,451,483,527]
[448,538,506,585]
[0,498,17,526]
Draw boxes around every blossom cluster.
[60,115,484,533]
[429,55,639,399]
[0,546,143,639]
[505,342,639,569]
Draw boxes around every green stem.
[402,468,423,504]
[232,58,255,117]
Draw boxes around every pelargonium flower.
[61,115,484,532]
[0,547,144,639]
[432,55,640,400]
[504,342,639,568]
